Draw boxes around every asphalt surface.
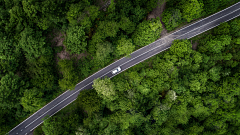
[8,2,240,135]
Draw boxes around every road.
[8,2,240,135]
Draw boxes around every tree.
[169,39,193,58]
[229,18,240,37]
[118,16,136,35]
[189,96,210,119]
[95,41,113,66]
[168,103,190,125]
[116,37,135,57]
[127,71,143,86]
[179,0,204,22]
[129,5,147,23]
[95,20,120,38]
[25,55,57,91]
[0,36,20,60]
[66,2,89,26]
[208,65,222,82]
[20,87,46,113]
[213,22,230,35]
[150,105,169,126]
[42,115,63,135]
[202,93,220,113]
[76,89,103,116]
[192,51,203,64]
[58,59,79,91]
[162,8,183,31]
[7,4,26,34]
[19,27,52,59]
[184,120,204,134]
[92,76,117,101]
[202,0,220,15]
[64,25,88,55]
[131,17,162,47]
[0,72,25,110]
[79,5,100,32]
[0,57,19,74]
[22,0,68,30]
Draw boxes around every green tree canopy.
[132,17,162,47]
[118,16,136,35]
[58,59,79,91]
[116,37,135,57]
[19,27,51,59]
[96,20,120,38]
[65,25,88,55]
[92,77,117,101]
[66,1,90,26]
[25,55,57,91]
[213,22,230,35]
[0,36,20,60]
[95,41,113,66]
[169,39,193,58]
[0,72,25,110]
[76,89,103,116]
[20,87,46,113]
[162,8,183,31]
[179,0,204,22]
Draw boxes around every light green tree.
[169,39,193,58]
[179,0,204,22]
[131,17,162,47]
[58,59,79,91]
[92,77,117,101]
[116,37,135,58]
[20,87,46,113]
[42,115,62,135]
[65,25,88,55]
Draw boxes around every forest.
[0,0,240,134]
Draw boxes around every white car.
[112,66,121,74]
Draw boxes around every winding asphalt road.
[8,2,240,135]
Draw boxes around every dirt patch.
[47,29,89,65]
[95,0,111,11]
[147,0,169,39]
[15,71,21,77]
[191,40,199,50]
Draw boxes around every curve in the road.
[8,1,240,135]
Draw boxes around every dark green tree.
[19,27,52,59]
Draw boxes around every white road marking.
[30,98,77,132]
[8,90,69,132]
[77,1,240,86]
[25,6,240,129]
[9,1,240,134]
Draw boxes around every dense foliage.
[0,0,161,134]
[162,0,240,31]
[40,17,240,135]
[1,0,240,134]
